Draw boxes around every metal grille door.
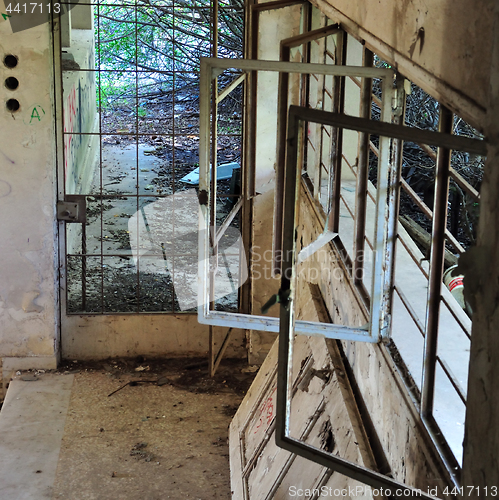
[57,0,243,316]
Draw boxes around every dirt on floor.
[51,357,257,500]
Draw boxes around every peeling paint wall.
[0,20,58,368]
[62,315,246,360]
[310,0,494,129]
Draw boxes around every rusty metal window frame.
[275,104,486,496]
[292,28,478,476]
[198,57,396,341]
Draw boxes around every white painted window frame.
[198,57,396,342]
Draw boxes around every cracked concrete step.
[0,373,74,499]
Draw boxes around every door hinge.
[57,195,86,223]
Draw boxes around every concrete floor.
[0,359,254,500]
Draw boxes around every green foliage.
[95,0,244,108]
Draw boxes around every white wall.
[0,20,59,371]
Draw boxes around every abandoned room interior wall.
[62,8,99,255]
[62,26,98,198]
[0,18,59,379]
[460,2,499,492]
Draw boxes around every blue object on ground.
[180,162,240,185]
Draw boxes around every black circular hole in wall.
[5,77,19,90]
[6,99,20,112]
[3,55,18,69]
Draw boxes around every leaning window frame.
[275,104,486,497]
[198,57,396,342]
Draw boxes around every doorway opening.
[59,0,244,314]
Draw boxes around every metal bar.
[250,0,305,12]
[134,0,140,312]
[450,166,480,201]
[400,178,465,254]
[201,57,396,79]
[369,73,394,341]
[209,326,215,377]
[440,293,471,340]
[212,328,234,376]
[216,73,246,104]
[200,310,371,339]
[400,176,433,217]
[370,139,380,156]
[273,43,291,274]
[421,105,453,418]
[394,284,426,335]
[329,31,347,232]
[286,107,487,156]
[396,288,468,405]
[56,68,204,74]
[63,1,241,9]
[81,222,87,310]
[281,23,341,49]
[215,197,243,246]
[209,0,219,317]
[339,194,355,220]
[397,233,429,279]
[198,60,212,322]
[62,132,242,139]
[353,48,373,286]
[437,357,467,405]
[341,153,357,177]
[208,0,219,373]
[98,3,104,314]
[382,74,407,340]
[247,3,258,199]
